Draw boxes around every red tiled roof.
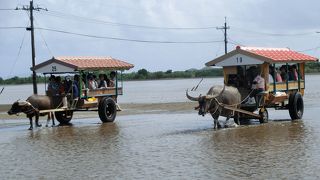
[33,56,134,72]
[54,56,134,70]
[238,46,318,62]
[206,46,318,66]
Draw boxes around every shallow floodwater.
[0,109,320,179]
[1,75,320,179]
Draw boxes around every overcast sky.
[0,0,319,78]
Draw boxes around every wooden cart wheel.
[55,110,73,124]
[289,92,304,120]
[98,97,117,123]
[259,108,268,124]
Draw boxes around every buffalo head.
[186,85,225,116]
[7,101,32,115]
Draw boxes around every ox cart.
[32,56,134,124]
[205,46,318,123]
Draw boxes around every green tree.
[137,68,149,78]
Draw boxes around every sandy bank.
[0,102,198,120]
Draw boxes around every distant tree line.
[1,62,319,85]
[0,68,223,85]
[0,75,46,85]
[121,68,223,80]
[305,62,320,73]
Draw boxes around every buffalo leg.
[51,112,56,126]
[28,117,33,130]
[235,112,240,125]
[35,113,42,127]
[46,113,50,127]
[211,113,221,129]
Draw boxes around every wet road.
[1,106,320,179]
[1,75,320,179]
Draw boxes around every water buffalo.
[186,85,241,129]
[7,95,55,130]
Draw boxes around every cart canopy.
[206,46,318,67]
[32,56,134,73]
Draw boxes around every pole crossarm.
[216,17,230,55]
[15,1,48,94]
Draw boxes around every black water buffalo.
[186,85,241,129]
[7,95,55,130]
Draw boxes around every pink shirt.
[276,73,282,82]
[294,70,298,80]
[252,75,265,90]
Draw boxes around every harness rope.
[205,88,255,114]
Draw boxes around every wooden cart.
[32,56,134,124]
[206,46,318,123]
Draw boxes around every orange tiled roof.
[206,46,318,66]
[33,56,134,71]
[55,56,134,70]
[238,46,318,62]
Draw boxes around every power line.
[32,13,54,56]
[38,10,218,30]
[9,28,27,77]
[297,46,320,52]
[0,26,26,29]
[0,8,15,11]
[233,27,316,37]
[227,37,245,47]
[37,27,224,44]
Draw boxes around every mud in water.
[1,108,320,179]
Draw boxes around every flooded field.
[1,75,320,179]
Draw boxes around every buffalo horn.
[186,89,199,101]
[18,101,31,106]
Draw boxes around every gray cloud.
[0,0,319,78]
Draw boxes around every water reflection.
[1,111,319,179]
[199,121,308,179]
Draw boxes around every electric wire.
[0,27,26,29]
[0,8,15,11]
[36,27,224,44]
[227,37,245,46]
[8,27,27,77]
[233,26,316,37]
[297,46,320,52]
[32,14,54,56]
[38,10,218,30]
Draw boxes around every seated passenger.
[292,65,298,80]
[47,75,56,96]
[73,75,80,99]
[280,66,288,81]
[98,74,107,88]
[88,74,97,90]
[275,68,283,82]
[269,66,275,83]
[108,71,116,87]
[63,76,72,94]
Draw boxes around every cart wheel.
[98,97,117,123]
[55,110,73,124]
[259,108,268,124]
[289,92,304,120]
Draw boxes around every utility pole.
[217,17,230,54]
[16,1,47,94]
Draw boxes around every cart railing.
[82,87,123,98]
[268,80,305,92]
